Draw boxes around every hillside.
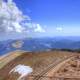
[0,50,76,80]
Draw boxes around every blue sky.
[14,0,80,37]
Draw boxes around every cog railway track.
[32,55,75,80]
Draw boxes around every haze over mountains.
[0,36,80,55]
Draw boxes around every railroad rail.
[29,75,80,80]
[32,55,75,80]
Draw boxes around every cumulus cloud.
[22,22,45,33]
[12,22,25,33]
[0,0,45,40]
[0,0,26,33]
[34,24,45,32]
[7,0,13,4]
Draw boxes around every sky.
[13,0,80,37]
[1,0,80,41]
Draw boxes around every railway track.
[32,55,75,80]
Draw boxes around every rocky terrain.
[0,50,77,80]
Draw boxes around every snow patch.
[9,64,33,80]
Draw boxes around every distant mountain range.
[1,37,80,55]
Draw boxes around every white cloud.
[0,0,46,40]
[12,22,25,33]
[56,27,63,31]
[0,0,27,33]
[34,24,45,32]
[23,23,46,33]
[7,26,13,32]
[8,0,13,3]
